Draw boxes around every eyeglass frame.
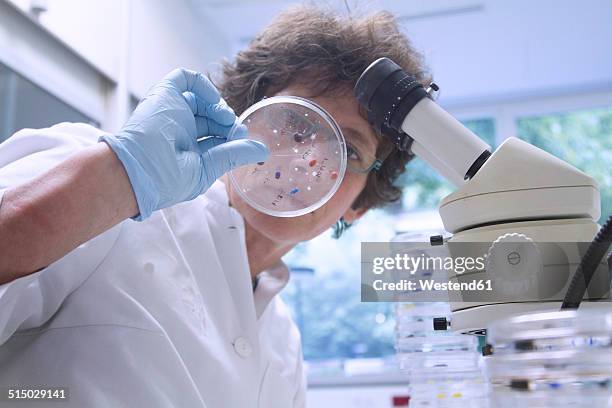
[347,158,383,174]
[345,134,398,174]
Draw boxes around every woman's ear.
[342,205,368,224]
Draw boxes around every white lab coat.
[0,123,306,407]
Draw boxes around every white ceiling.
[188,0,485,55]
[187,0,612,108]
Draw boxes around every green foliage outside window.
[516,107,612,220]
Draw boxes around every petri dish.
[229,96,347,217]
[485,308,612,398]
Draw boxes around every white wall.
[199,0,612,109]
[7,0,231,95]
[381,0,612,108]
[0,0,106,123]
[8,0,123,81]
[129,0,231,98]
[2,0,231,130]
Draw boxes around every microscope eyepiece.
[354,57,429,151]
[354,57,492,185]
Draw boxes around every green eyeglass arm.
[347,159,383,174]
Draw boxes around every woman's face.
[227,84,379,244]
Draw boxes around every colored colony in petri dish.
[229,96,347,217]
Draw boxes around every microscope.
[354,58,611,334]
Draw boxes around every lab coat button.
[233,336,252,358]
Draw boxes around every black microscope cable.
[560,215,612,310]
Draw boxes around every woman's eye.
[347,145,361,161]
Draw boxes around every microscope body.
[354,57,607,333]
[439,136,604,332]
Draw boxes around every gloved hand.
[100,68,268,220]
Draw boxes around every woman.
[0,6,427,407]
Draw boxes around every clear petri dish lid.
[229,96,347,217]
[487,308,612,348]
[486,309,612,390]
[395,302,451,319]
[396,334,479,354]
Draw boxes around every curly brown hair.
[218,5,430,210]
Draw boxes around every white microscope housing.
[439,136,601,332]
[355,58,606,333]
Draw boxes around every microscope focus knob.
[486,233,542,297]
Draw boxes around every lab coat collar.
[206,181,290,319]
[253,261,290,318]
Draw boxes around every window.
[0,62,96,142]
[516,107,612,220]
[281,118,496,377]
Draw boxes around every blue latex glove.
[100,68,268,220]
